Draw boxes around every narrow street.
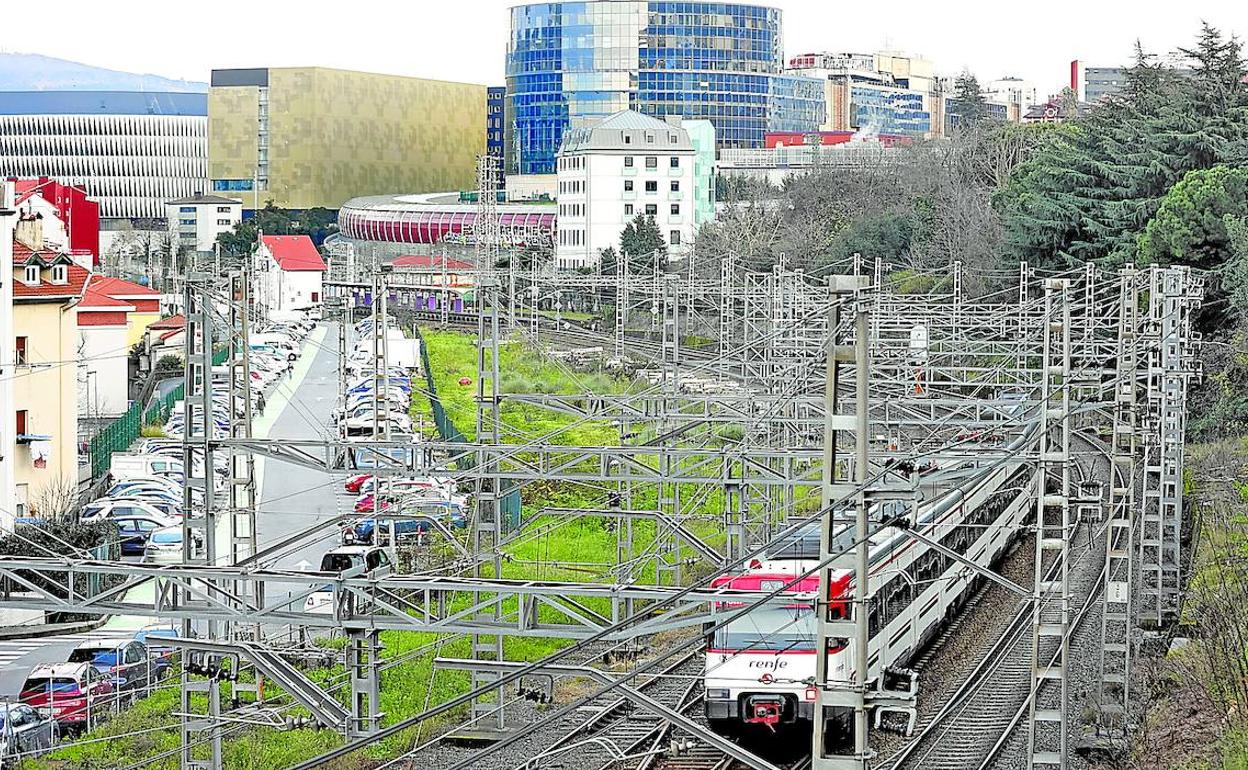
[0,324,345,695]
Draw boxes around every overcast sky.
[1,0,1244,97]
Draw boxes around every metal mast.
[1028,278,1073,770]
[813,276,871,770]
[1096,265,1140,738]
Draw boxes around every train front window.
[712,605,816,651]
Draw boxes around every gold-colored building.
[209,67,488,210]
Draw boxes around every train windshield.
[711,605,816,652]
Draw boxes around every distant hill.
[0,52,207,92]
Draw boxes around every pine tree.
[619,214,667,273]
[951,71,991,129]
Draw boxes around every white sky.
[1,0,1245,97]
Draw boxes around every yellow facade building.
[11,219,85,516]
[209,67,488,210]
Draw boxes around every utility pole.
[813,275,871,770]
[1096,265,1139,739]
[1028,278,1072,770]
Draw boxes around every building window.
[671,204,680,215]
[51,264,67,284]
[645,204,657,216]
[625,204,634,215]
[645,133,654,143]
[311,292,320,303]
[645,181,658,193]
[624,135,631,144]
[624,180,634,192]
[180,219,196,226]
[23,265,38,285]
[670,157,680,168]
[670,230,682,246]
[645,157,658,169]
[179,206,195,213]
[15,337,26,366]
[217,206,232,214]
[624,157,634,167]
[15,410,26,436]
[671,181,680,192]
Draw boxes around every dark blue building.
[505,1,824,175]
[486,86,506,186]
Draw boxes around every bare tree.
[30,475,81,523]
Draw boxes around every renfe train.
[703,424,1036,735]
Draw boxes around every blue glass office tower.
[505,1,824,175]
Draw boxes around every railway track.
[880,438,1112,770]
[512,650,703,770]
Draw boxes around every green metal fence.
[88,350,227,479]
[412,326,522,527]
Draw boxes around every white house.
[0,182,16,532]
[254,235,326,316]
[165,193,242,254]
[554,110,698,270]
[77,280,134,418]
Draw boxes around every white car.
[80,498,173,524]
[303,546,392,615]
[142,526,199,564]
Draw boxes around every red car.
[354,493,393,513]
[20,662,117,732]
[345,474,373,494]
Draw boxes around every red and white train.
[704,427,1035,734]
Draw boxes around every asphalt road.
[0,323,347,696]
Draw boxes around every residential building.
[985,77,1039,120]
[165,193,242,253]
[0,183,16,531]
[209,67,487,210]
[143,314,186,364]
[1023,95,1091,124]
[11,216,88,517]
[10,178,99,263]
[254,235,326,315]
[554,110,698,269]
[86,276,162,347]
[77,281,133,418]
[0,91,207,221]
[505,2,825,175]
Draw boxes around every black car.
[67,640,156,701]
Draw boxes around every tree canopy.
[216,201,339,257]
[619,214,667,273]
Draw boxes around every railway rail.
[879,435,1113,770]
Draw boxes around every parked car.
[142,526,197,565]
[19,663,115,732]
[348,503,468,545]
[0,702,57,764]
[81,498,173,525]
[67,640,156,701]
[112,516,176,556]
[344,474,373,494]
[303,546,393,615]
[131,624,182,679]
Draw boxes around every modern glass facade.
[849,85,930,136]
[506,1,823,175]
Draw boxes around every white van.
[109,453,185,482]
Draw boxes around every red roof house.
[260,235,326,272]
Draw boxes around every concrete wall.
[79,324,130,417]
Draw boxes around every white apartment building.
[165,193,242,253]
[554,111,697,270]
